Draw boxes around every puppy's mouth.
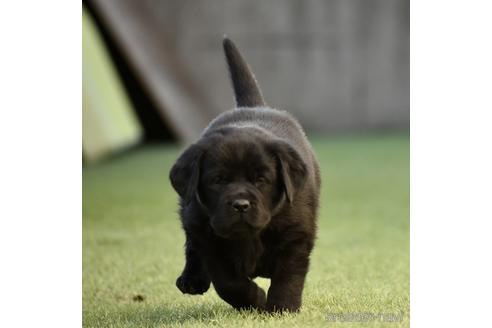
[210,214,262,239]
[210,226,234,239]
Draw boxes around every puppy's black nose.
[231,199,250,212]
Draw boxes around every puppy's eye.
[255,175,267,185]
[212,175,224,185]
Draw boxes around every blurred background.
[82,0,409,163]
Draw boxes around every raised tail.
[223,37,266,107]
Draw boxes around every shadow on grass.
[84,303,254,327]
[135,305,222,325]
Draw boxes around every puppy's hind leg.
[176,232,211,295]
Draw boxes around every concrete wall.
[142,0,409,134]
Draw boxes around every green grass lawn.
[83,134,409,327]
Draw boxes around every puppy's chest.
[234,233,283,279]
[253,233,283,278]
[205,231,284,278]
[218,237,272,278]
[218,238,262,277]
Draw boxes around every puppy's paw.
[176,273,210,295]
[255,287,267,309]
[266,299,301,313]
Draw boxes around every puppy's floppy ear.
[268,141,308,203]
[169,144,204,205]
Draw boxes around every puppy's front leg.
[176,231,210,295]
[266,242,311,312]
[208,261,266,310]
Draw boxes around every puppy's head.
[170,129,307,238]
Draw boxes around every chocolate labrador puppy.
[170,38,320,312]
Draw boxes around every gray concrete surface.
[147,0,409,134]
[93,0,409,139]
